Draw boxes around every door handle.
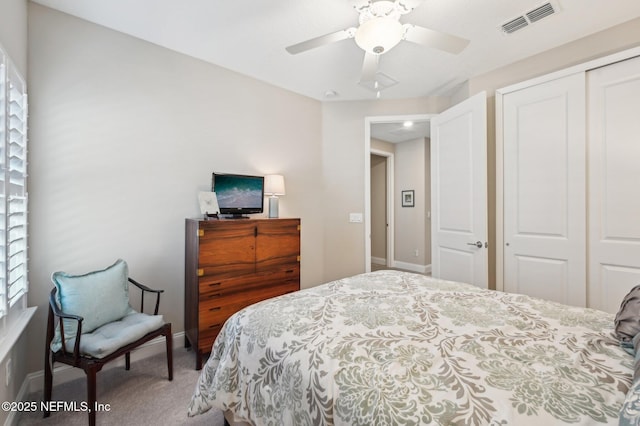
[467,241,483,248]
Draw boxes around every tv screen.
[212,173,264,217]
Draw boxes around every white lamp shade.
[355,17,404,55]
[264,174,286,196]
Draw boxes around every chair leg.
[165,323,173,381]
[43,349,53,418]
[125,352,131,370]
[86,365,98,426]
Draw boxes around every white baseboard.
[24,331,185,397]
[3,374,31,426]
[393,261,432,275]
[371,256,386,265]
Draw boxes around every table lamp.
[264,174,285,218]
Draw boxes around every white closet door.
[588,55,640,313]
[503,73,586,306]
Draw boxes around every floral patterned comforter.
[188,270,633,425]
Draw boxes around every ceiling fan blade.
[286,28,356,55]
[403,24,469,54]
[360,51,379,82]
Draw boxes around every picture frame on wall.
[401,190,414,207]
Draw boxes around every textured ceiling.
[31,0,640,103]
[372,120,430,143]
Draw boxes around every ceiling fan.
[285,0,470,94]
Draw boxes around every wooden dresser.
[184,217,301,369]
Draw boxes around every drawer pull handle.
[208,293,221,298]
[209,323,221,329]
[285,269,294,274]
[209,282,221,287]
[209,307,221,312]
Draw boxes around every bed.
[188,270,639,425]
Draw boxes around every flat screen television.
[212,172,264,217]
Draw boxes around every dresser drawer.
[198,300,247,330]
[197,221,257,278]
[198,281,299,330]
[199,266,299,298]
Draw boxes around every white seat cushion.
[51,311,165,359]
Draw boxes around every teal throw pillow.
[52,259,131,335]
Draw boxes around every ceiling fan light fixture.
[355,17,403,55]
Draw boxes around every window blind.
[0,52,6,316]
[0,48,28,317]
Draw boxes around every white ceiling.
[372,120,430,143]
[31,0,640,103]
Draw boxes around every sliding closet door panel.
[503,72,586,307]
[588,55,640,313]
[512,255,568,302]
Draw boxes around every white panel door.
[588,55,640,313]
[503,73,586,306]
[431,91,487,288]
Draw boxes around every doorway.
[365,114,432,273]
[364,93,488,286]
[370,151,394,268]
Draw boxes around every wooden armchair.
[43,260,173,426]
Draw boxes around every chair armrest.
[128,278,164,315]
[48,289,84,363]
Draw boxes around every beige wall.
[394,138,428,267]
[0,0,27,75]
[371,138,394,153]
[26,4,324,374]
[321,97,450,281]
[0,1,28,422]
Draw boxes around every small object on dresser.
[198,191,220,219]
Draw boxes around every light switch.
[349,213,363,223]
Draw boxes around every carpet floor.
[18,348,224,426]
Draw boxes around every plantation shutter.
[0,50,28,316]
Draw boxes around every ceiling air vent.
[526,2,556,23]
[501,16,528,34]
[501,2,559,35]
